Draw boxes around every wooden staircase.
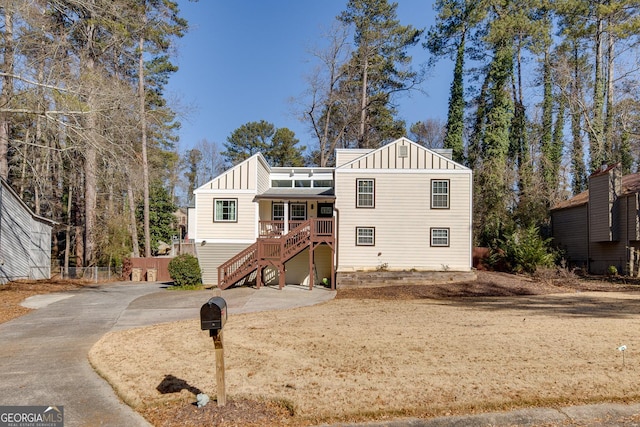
[217,218,334,290]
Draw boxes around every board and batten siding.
[202,155,260,191]
[335,170,472,272]
[339,139,465,171]
[336,149,374,167]
[193,155,268,242]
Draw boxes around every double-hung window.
[431,228,450,247]
[290,203,307,221]
[214,199,237,222]
[356,179,375,208]
[356,227,375,246]
[272,203,285,221]
[431,180,449,209]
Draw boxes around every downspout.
[334,207,339,289]
[587,199,591,274]
[0,182,3,269]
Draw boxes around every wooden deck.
[218,218,335,290]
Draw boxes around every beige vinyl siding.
[551,205,588,266]
[283,246,333,286]
[335,171,471,271]
[197,242,253,285]
[195,192,257,240]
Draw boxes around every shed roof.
[254,188,336,200]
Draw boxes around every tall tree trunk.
[0,7,14,180]
[83,14,98,266]
[540,49,554,192]
[604,26,615,161]
[139,32,152,257]
[570,41,586,194]
[359,53,369,148]
[127,180,140,257]
[65,186,72,276]
[589,16,605,172]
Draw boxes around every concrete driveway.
[0,282,336,427]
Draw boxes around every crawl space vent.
[398,145,408,158]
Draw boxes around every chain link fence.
[53,265,123,282]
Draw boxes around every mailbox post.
[200,297,227,406]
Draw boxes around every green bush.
[168,254,202,287]
[489,225,556,274]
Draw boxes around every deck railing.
[219,218,335,289]
[258,220,306,237]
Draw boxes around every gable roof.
[194,153,270,192]
[551,170,640,211]
[335,137,469,171]
[1,178,56,226]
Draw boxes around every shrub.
[168,254,202,287]
[489,225,556,274]
[607,265,618,276]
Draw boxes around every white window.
[431,228,450,247]
[214,199,237,222]
[272,203,284,221]
[356,227,375,246]
[357,179,375,208]
[290,203,307,220]
[431,180,449,209]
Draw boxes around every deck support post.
[255,264,262,288]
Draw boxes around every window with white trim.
[431,180,449,209]
[214,199,237,222]
[356,227,375,246]
[357,179,375,208]
[290,203,307,220]
[431,228,450,247]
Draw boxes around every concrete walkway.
[0,282,335,427]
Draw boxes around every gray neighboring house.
[551,163,640,276]
[0,178,54,284]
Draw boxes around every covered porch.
[254,188,336,289]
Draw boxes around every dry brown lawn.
[87,272,640,426]
[0,278,97,324]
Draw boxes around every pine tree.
[338,0,423,148]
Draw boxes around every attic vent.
[398,145,408,158]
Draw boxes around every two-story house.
[191,137,473,289]
[551,163,640,275]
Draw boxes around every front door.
[317,203,334,218]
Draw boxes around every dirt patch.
[88,271,640,427]
[0,279,97,324]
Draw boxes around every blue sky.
[168,1,453,153]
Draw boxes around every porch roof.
[254,188,336,201]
